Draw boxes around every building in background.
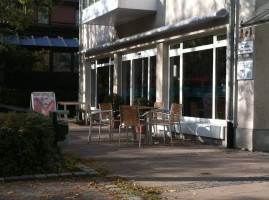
[3,0,79,92]
[79,0,269,152]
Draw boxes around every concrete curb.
[0,164,99,182]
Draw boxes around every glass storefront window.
[97,66,110,104]
[183,49,213,118]
[150,56,156,103]
[53,53,71,72]
[83,0,100,9]
[183,36,213,49]
[134,58,148,99]
[122,61,131,105]
[215,47,226,119]
[91,64,96,108]
[170,56,180,105]
[217,34,227,41]
[32,52,49,72]
[74,53,79,73]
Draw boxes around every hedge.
[0,112,63,176]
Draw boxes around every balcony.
[82,0,157,25]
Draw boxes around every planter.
[136,125,145,134]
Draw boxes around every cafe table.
[138,106,159,145]
[57,101,87,124]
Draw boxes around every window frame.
[168,34,227,120]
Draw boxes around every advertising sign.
[31,92,56,116]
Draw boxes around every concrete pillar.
[78,55,86,103]
[85,59,91,108]
[113,53,122,95]
[156,42,169,109]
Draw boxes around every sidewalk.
[59,123,269,200]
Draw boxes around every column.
[156,42,169,109]
[113,53,122,95]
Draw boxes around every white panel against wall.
[119,0,157,10]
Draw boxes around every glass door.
[134,58,148,99]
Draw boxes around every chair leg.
[163,125,166,143]
[180,123,184,142]
[139,126,142,148]
[98,125,101,139]
[88,122,92,144]
[118,126,121,147]
[168,125,173,146]
[126,127,129,145]
[108,122,111,142]
[111,120,114,141]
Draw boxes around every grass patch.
[57,153,82,173]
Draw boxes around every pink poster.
[31,92,56,116]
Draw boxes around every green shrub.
[0,112,64,176]
[133,97,153,107]
[103,94,123,111]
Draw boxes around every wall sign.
[31,92,56,116]
[237,27,254,80]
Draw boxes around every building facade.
[3,0,79,91]
[79,0,269,151]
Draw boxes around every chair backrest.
[170,103,183,124]
[120,105,139,126]
[99,103,112,119]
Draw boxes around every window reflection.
[183,49,213,118]
[170,56,180,105]
[53,53,71,72]
[32,52,49,72]
[134,58,148,99]
[216,47,226,119]
[183,36,213,49]
[150,56,156,103]
[122,61,130,105]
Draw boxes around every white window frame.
[122,48,157,105]
[168,35,227,121]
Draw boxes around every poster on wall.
[237,27,254,80]
[237,59,253,80]
[31,92,56,116]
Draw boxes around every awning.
[241,2,269,27]
[3,36,79,48]
[82,8,228,56]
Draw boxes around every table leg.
[149,111,152,145]
[85,110,88,125]
[64,105,67,120]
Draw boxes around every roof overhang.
[241,2,269,27]
[3,36,79,48]
[82,0,157,25]
[82,9,228,57]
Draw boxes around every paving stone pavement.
[2,123,269,200]
[60,123,269,200]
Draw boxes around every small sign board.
[237,60,253,80]
[238,40,253,54]
[31,92,56,116]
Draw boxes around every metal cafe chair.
[151,103,183,146]
[88,106,112,143]
[118,105,147,148]
[152,101,164,133]
[99,103,120,141]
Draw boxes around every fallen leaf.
[201,171,210,175]
[7,191,14,195]
[169,189,177,192]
